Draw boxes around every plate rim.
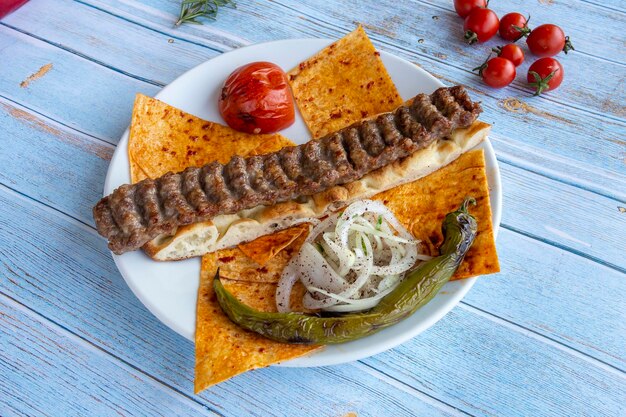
[104,37,502,367]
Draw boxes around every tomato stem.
[472,54,492,76]
[528,69,559,96]
[513,24,531,38]
[464,30,479,45]
[563,36,575,54]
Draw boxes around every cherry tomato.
[219,61,295,134]
[454,0,487,18]
[527,57,564,95]
[493,44,525,67]
[499,12,528,41]
[526,24,574,57]
[0,0,28,18]
[474,56,516,88]
[464,8,499,44]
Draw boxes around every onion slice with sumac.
[276,200,431,313]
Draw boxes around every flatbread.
[128,94,294,180]
[215,225,309,283]
[238,223,309,267]
[372,149,500,279]
[287,26,403,138]
[195,233,319,393]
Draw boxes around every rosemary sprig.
[175,0,236,27]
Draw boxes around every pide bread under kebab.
[93,86,483,256]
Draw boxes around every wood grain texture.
[465,229,626,371]
[490,131,625,202]
[0,187,455,417]
[500,163,626,272]
[2,0,625,198]
[2,0,220,86]
[362,304,626,417]
[77,0,626,119]
[0,26,159,141]
[0,296,217,417]
[0,98,112,224]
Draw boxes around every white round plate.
[105,39,501,367]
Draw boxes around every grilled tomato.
[219,61,295,134]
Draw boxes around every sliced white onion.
[276,199,429,313]
[275,261,298,313]
[306,284,397,313]
[298,243,349,293]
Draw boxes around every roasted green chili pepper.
[214,197,478,345]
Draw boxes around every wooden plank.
[2,0,220,86]
[465,229,626,370]
[491,131,625,202]
[500,164,626,271]
[2,97,623,269]
[0,296,217,417]
[0,98,113,224]
[579,0,626,12]
[2,2,624,199]
[0,186,456,417]
[362,302,626,417]
[0,26,159,141]
[77,0,626,119]
[2,99,625,366]
[78,0,249,51]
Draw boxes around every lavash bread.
[143,120,490,261]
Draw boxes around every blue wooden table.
[1,0,625,415]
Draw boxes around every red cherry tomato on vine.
[475,57,516,88]
[499,12,528,41]
[493,44,525,67]
[453,0,487,18]
[464,8,499,44]
[526,24,574,57]
[219,62,295,134]
[527,57,564,95]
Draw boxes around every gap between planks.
[0,22,165,88]
[458,302,626,378]
[577,0,626,14]
[0,181,623,380]
[0,93,117,148]
[0,291,225,417]
[490,132,625,203]
[351,361,472,417]
[501,224,626,274]
[73,0,242,51]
